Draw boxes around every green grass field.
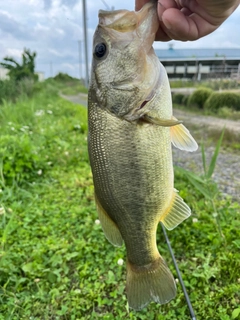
[0,87,239,319]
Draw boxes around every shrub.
[0,135,48,186]
[188,87,213,109]
[0,78,36,103]
[182,94,189,106]
[204,92,240,111]
[172,93,185,105]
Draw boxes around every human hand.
[135,0,240,41]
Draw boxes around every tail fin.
[126,256,176,310]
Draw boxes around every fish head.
[90,1,159,120]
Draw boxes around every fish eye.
[94,43,107,59]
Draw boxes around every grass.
[0,85,240,319]
[45,76,88,96]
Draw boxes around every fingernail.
[163,18,171,30]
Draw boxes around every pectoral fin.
[170,117,198,152]
[143,114,182,127]
[160,189,191,230]
[95,194,123,247]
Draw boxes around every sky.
[0,0,240,79]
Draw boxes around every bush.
[0,78,36,103]
[182,94,189,106]
[172,93,185,105]
[0,79,18,102]
[188,87,213,109]
[204,92,240,111]
[0,134,48,185]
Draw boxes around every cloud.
[43,0,51,10]
[43,0,79,10]
[0,10,34,40]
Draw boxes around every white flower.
[11,127,15,131]
[47,162,52,166]
[0,189,2,193]
[35,110,44,116]
[37,169,42,175]
[74,289,81,294]
[175,278,179,284]
[192,218,198,223]
[117,258,124,266]
[47,110,53,114]
[64,151,69,156]
[212,212,218,218]
[95,219,100,225]
[0,207,5,215]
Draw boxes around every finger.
[155,24,172,41]
[180,0,240,19]
[155,0,180,41]
[161,8,217,41]
[157,0,179,18]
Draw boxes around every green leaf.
[186,174,211,200]
[175,166,211,199]
[207,129,224,179]
[232,308,240,319]
[201,142,207,176]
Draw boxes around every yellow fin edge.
[95,193,123,247]
[160,189,191,230]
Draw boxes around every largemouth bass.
[88,1,198,310]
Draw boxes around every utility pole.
[82,0,89,87]
[78,40,82,82]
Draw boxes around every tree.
[0,48,37,81]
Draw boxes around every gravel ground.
[173,109,240,200]
[173,147,240,200]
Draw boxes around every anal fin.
[160,189,191,230]
[95,193,123,247]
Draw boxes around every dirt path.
[174,109,240,135]
[60,93,87,107]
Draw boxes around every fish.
[88,0,198,311]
